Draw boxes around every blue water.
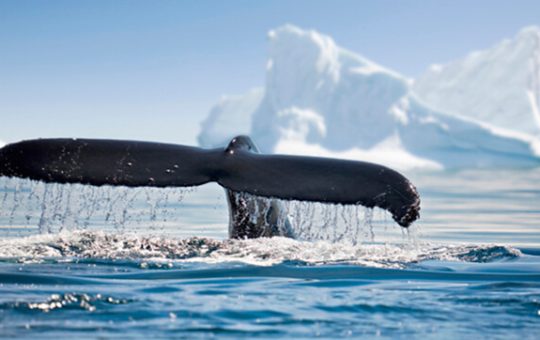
[1,169,540,338]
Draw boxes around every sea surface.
[0,169,539,338]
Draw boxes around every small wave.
[1,293,131,313]
[0,231,521,268]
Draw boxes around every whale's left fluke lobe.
[0,136,420,230]
[0,138,219,188]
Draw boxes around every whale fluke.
[0,136,420,232]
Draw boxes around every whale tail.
[0,136,420,236]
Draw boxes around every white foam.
[0,230,521,268]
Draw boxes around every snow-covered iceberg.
[198,25,540,170]
[413,26,540,138]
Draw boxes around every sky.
[1,0,539,146]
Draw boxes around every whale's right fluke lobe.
[219,138,420,227]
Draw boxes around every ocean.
[0,168,539,338]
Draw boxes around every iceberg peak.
[413,25,540,138]
[517,25,540,39]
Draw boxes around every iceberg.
[251,25,409,153]
[198,25,540,170]
[413,26,540,138]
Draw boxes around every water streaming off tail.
[0,177,196,236]
[231,191,416,245]
[1,177,416,244]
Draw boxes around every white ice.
[198,25,540,170]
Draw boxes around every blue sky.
[1,0,539,145]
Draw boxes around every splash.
[0,230,520,268]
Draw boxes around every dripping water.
[231,191,416,245]
[0,177,194,236]
[0,177,418,244]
